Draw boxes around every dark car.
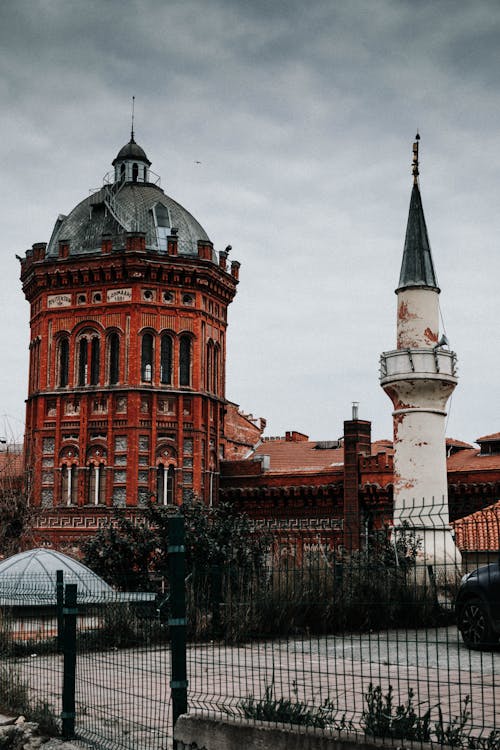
[456,563,500,648]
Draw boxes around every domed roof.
[0,548,112,604]
[0,548,155,605]
[46,182,211,259]
[112,137,151,166]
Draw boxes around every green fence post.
[168,514,188,740]
[56,570,64,652]
[61,583,77,739]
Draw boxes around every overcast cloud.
[1,0,499,445]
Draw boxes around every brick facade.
[19,139,240,544]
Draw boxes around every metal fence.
[0,570,173,749]
[1,500,500,749]
[187,498,500,747]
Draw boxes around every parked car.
[456,563,500,649]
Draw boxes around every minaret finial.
[131,96,135,142]
[412,131,420,185]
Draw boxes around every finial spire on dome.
[131,95,135,142]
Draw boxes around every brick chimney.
[343,404,371,551]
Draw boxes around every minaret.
[380,135,461,573]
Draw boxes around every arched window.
[141,332,154,382]
[157,464,175,505]
[88,463,105,505]
[108,332,120,385]
[90,337,100,385]
[78,339,88,386]
[160,334,172,385]
[58,338,69,387]
[61,464,78,505]
[132,162,138,182]
[179,335,191,386]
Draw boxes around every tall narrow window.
[157,464,165,505]
[120,163,126,181]
[156,464,175,505]
[141,333,154,382]
[206,341,213,391]
[88,463,105,505]
[167,466,174,505]
[160,335,172,384]
[109,333,120,385]
[59,338,69,387]
[90,337,100,385]
[213,344,220,396]
[78,339,88,386]
[132,163,138,182]
[179,335,191,386]
[61,464,78,505]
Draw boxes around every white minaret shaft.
[380,136,460,572]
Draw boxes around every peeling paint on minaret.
[380,136,461,575]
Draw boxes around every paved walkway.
[11,626,500,749]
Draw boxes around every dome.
[0,548,113,604]
[0,549,156,606]
[112,137,151,167]
[46,182,211,259]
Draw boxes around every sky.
[1,0,499,445]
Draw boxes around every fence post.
[168,514,188,740]
[61,583,77,739]
[56,570,64,652]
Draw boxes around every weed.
[238,682,351,731]
[362,684,500,749]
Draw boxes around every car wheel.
[458,598,497,649]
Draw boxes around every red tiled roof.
[447,448,500,472]
[476,432,500,443]
[446,438,474,449]
[372,439,394,454]
[452,500,500,552]
[252,438,394,473]
[253,440,344,473]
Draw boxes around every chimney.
[343,406,371,551]
[168,228,178,256]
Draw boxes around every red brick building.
[20,134,241,543]
[17,135,500,554]
[220,420,500,554]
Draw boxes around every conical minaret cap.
[397,139,439,293]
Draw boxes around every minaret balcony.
[380,348,458,386]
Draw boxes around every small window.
[141,333,154,382]
[108,333,120,385]
[163,291,174,303]
[59,338,69,387]
[160,335,173,385]
[88,462,105,505]
[132,163,138,182]
[179,335,191,386]
[157,464,175,505]
[78,339,88,386]
[120,163,126,181]
[90,337,100,385]
[183,294,194,305]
